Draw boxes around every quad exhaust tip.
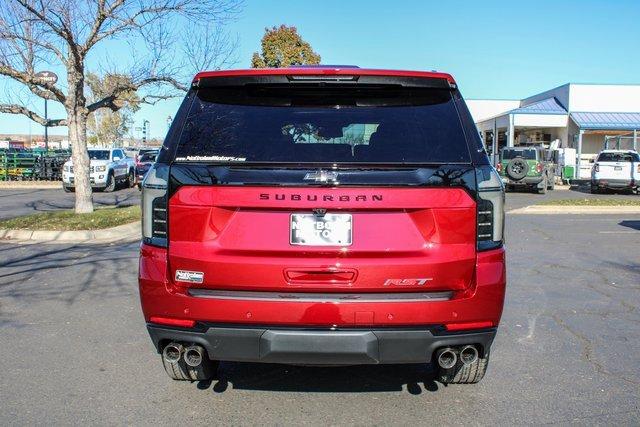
[460,345,479,365]
[436,347,457,369]
[162,342,183,364]
[183,345,205,367]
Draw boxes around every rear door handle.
[284,268,357,284]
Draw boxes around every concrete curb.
[0,221,140,243]
[0,181,62,189]
[508,205,640,215]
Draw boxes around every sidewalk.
[508,205,640,215]
[0,221,141,243]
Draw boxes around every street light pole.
[34,71,58,151]
[44,98,48,151]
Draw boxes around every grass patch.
[538,198,640,206]
[0,205,140,231]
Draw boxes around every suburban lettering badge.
[260,193,382,202]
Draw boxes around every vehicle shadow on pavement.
[196,362,441,394]
[619,220,640,231]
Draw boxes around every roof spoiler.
[193,74,456,90]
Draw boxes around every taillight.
[476,166,504,251]
[142,163,168,247]
[535,162,543,173]
[496,163,502,172]
[594,163,599,172]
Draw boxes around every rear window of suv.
[174,86,471,164]
[502,149,537,160]
[597,152,640,162]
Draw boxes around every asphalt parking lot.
[0,187,141,220]
[1,200,639,424]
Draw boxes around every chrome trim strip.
[187,289,453,302]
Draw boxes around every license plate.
[614,166,622,171]
[290,213,352,246]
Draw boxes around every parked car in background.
[590,150,640,193]
[135,150,159,189]
[497,146,555,193]
[139,67,506,385]
[62,148,136,192]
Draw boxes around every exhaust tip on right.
[460,345,479,365]
[183,345,205,367]
[436,348,457,369]
[162,342,183,364]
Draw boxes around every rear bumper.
[592,178,635,189]
[146,323,496,364]
[502,176,543,186]
[139,244,506,364]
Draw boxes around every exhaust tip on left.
[436,348,457,369]
[162,342,183,364]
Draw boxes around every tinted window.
[597,152,639,162]
[139,152,158,162]
[175,87,471,164]
[88,150,110,160]
[502,149,537,160]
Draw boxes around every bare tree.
[0,0,242,213]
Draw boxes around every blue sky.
[2,0,640,138]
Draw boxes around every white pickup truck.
[62,148,136,192]
[591,149,640,193]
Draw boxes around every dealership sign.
[35,71,58,84]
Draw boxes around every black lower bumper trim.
[146,324,497,365]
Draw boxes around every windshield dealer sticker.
[174,155,246,162]
[175,270,204,284]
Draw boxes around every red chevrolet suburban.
[139,67,506,384]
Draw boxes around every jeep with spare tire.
[497,146,555,193]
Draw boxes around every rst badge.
[175,270,204,284]
[383,278,433,286]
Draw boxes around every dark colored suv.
[139,67,506,385]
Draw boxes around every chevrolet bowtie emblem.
[304,169,339,183]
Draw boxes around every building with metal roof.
[467,84,640,179]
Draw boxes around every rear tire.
[537,177,548,194]
[161,355,219,381]
[548,175,555,190]
[590,184,600,194]
[437,348,490,384]
[63,185,74,193]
